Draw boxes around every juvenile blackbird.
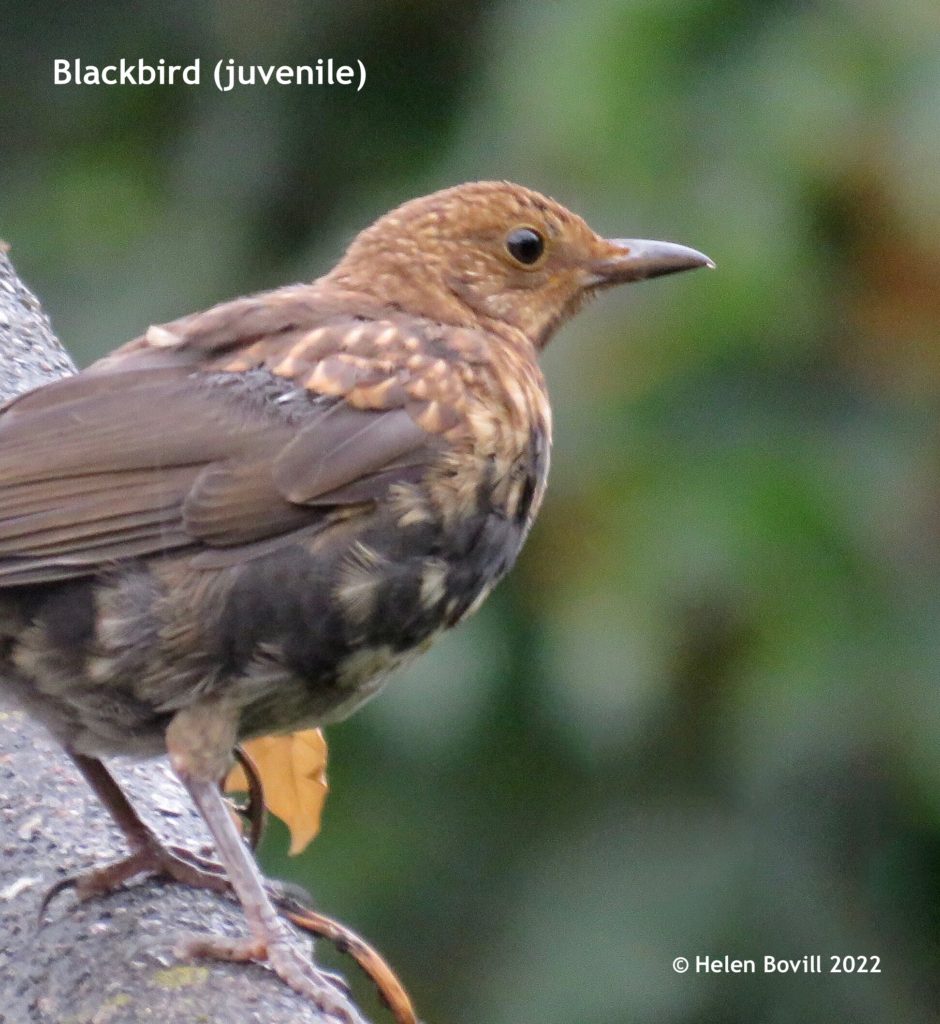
[0,182,711,1018]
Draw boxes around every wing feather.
[273,405,430,503]
[0,331,440,584]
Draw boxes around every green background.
[3,2,940,1021]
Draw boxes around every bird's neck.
[323,251,479,331]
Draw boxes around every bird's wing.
[0,352,437,586]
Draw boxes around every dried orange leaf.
[225,729,328,855]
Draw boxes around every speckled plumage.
[0,182,711,1012]
[0,308,550,757]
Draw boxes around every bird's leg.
[177,773,364,1018]
[60,751,229,899]
[165,701,363,1022]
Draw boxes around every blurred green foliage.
[3,1,940,1020]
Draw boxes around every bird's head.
[326,181,713,348]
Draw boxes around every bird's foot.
[85,841,230,897]
[178,925,366,1024]
[40,834,231,921]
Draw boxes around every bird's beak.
[587,238,715,286]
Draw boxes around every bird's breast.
[216,418,549,734]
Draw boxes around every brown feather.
[183,460,316,546]
[273,406,432,504]
[0,318,442,581]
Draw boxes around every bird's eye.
[505,227,545,266]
